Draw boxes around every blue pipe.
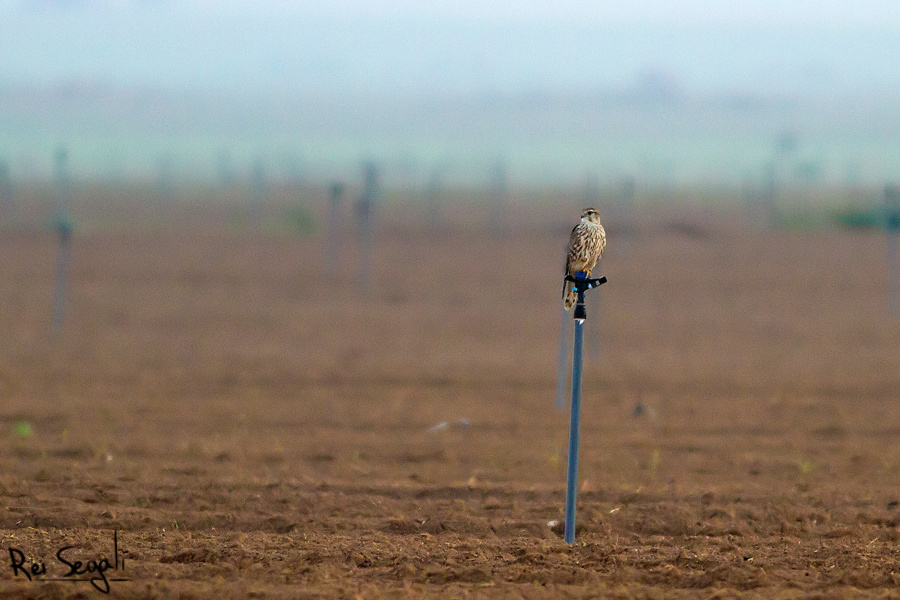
[564,316,585,544]
[889,230,899,317]
[51,225,72,337]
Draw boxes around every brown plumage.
[562,207,607,310]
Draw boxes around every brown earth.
[1,193,900,598]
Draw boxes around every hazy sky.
[3,1,900,185]
[2,0,900,96]
[247,0,900,27]
[8,0,900,26]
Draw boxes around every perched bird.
[562,207,607,310]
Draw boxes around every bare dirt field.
[1,192,900,598]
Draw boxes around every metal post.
[0,160,12,216]
[426,167,442,228]
[620,176,636,252]
[52,147,68,223]
[358,162,378,291]
[491,161,508,237]
[52,221,73,337]
[562,272,606,544]
[740,175,757,226]
[156,154,175,207]
[889,232,899,316]
[564,315,585,544]
[217,150,235,188]
[555,305,569,410]
[886,185,900,316]
[762,162,778,228]
[328,182,344,274]
[249,159,266,223]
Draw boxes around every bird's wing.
[565,223,582,275]
[597,225,607,257]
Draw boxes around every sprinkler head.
[574,303,587,321]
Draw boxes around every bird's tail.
[563,279,577,311]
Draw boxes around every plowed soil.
[1,196,900,598]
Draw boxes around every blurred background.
[3,7,900,591]
[1,0,899,197]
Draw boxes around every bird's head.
[581,207,602,223]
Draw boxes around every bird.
[562,207,607,310]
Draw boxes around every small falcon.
[562,207,607,310]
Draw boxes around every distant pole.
[328,182,344,275]
[357,162,379,290]
[555,305,569,410]
[740,175,757,225]
[0,160,12,217]
[217,150,236,188]
[51,219,73,337]
[156,155,175,209]
[563,272,607,544]
[845,162,861,208]
[51,147,73,337]
[622,176,635,224]
[620,176,636,252]
[762,162,779,228]
[281,152,303,186]
[491,161,508,237]
[426,167,443,229]
[766,132,796,228]
[52,147,69,222]
[886,184,900,317]
[249,159,266,223]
